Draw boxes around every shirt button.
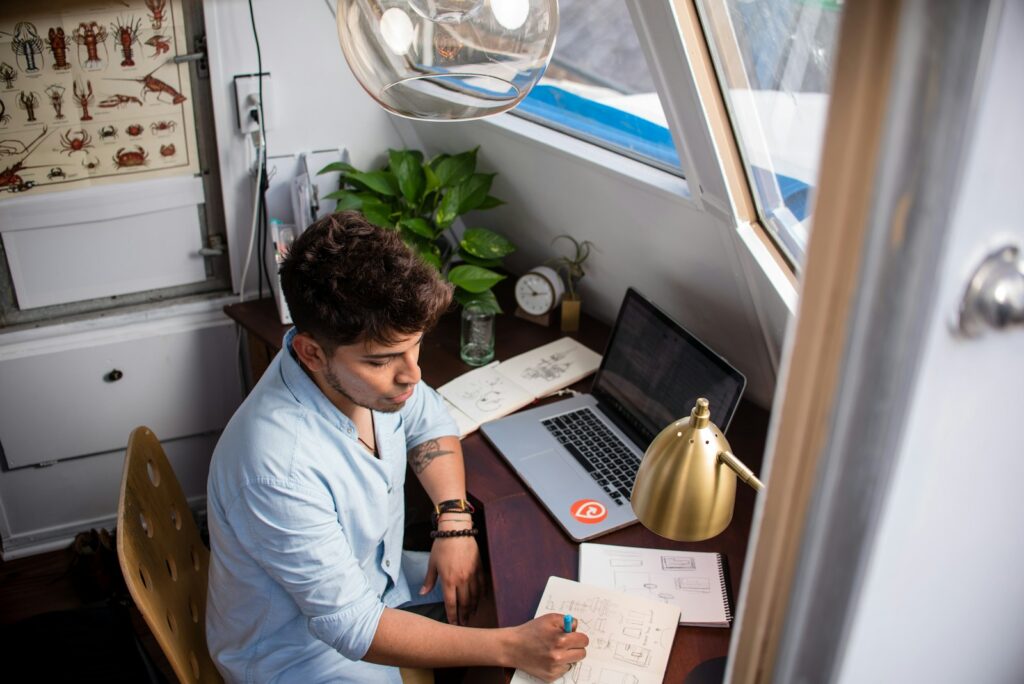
[385,559,390,567]
[387,486,393,494]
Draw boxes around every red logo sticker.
[571,499,608,524]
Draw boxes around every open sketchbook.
[439,337,602,436]
[511,576,680,684]
[579,543,733,628]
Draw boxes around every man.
[206,212,587,682]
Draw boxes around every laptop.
[480,288,746,541]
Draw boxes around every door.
[729,0,1024,681]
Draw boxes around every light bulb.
[490,0,528,30]
[380,7,415,55]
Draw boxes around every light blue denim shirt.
[206,329,458,683]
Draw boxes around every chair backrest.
[117,426,222,683]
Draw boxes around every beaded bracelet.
[429,528,479,539]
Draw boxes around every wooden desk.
[223,296,768,682]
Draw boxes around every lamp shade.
[337,0,559,121]
[631,399,763,542]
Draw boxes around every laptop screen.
[591,288,746,447]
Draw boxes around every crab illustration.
[159,143,175,157]
[125,123,143,137]
[47,167,65,179]
[58,129,93,155]
[150,120,176,135]
[113,145,148,168]
[82,155,100,170]
[98,125,117,141]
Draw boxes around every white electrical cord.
[238,134,266,302]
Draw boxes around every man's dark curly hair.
[279,211,452,350]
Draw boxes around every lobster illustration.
[146,0,168,30]
[111,16,143,68]
[73,80,95,121]
[12,23,44,73]
[47,27,70,71]
[113,145,148,169]
[106,62,187,105]
[0,127,49,193]
[72,21,108,70]
[99,93,144,109]
[18,91,40,123]
[145,35,171,58]
[45,84,66,119]
[0,62,16,89]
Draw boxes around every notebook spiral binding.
[717,554,734,623]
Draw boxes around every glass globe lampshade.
[337,0,559,121]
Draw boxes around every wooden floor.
[0,536,175,681]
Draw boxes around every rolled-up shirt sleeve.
[402,382,460,448]
[229,477,384,661]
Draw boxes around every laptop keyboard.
[541,407,640,506]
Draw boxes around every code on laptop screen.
[592,289,745,444]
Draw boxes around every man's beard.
[323,363,405,413]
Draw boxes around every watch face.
[515,272,556,315]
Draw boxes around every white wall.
[203,0,790,409]
[835,3,1024,680]
[204,0,414,295]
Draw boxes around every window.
[514,0,682,174]
[696,0,842,265]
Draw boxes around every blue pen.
[563,613,573,633]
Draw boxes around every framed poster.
[0,0,199,198]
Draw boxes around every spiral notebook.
[578,543,733,628]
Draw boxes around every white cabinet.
[0,297,242,559]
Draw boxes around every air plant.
[548,234,595,300]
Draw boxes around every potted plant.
[319,147,514,314]
[548,234,594,332]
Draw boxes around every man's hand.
[508,613,589,682]
[421,534,484,625]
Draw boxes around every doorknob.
[958,244,1024,336]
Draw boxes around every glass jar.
[460,302,496,366]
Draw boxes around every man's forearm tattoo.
[408,439,453,474]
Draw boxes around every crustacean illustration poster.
[0,0,198,197]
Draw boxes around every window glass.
[514,0,682,174]
[696,0,843,265]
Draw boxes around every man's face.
[319,331,423,413]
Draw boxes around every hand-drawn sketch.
[510,576,679,684]
[579,543,733,628]
[661,556,696,570]
[675,576,711,593]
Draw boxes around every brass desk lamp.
[631,398,764,542]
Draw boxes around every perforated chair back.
[117,426,223,683]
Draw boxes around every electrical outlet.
[233,72,271,134]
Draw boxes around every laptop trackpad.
[521,450,591,494]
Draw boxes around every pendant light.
[337,0,559,121]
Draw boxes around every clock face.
[515,269,561,315]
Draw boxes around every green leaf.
[460,227,516,259]
[423,164,441,196]
[453,288,502,314]
[433,148,477,188]
[417,249,443,271]
[399,217,436,239]
[318,161,359,175]
[435,185,462,228]
[456,173,495,214]
[457,247,502,268]
[360,198,395,228]
[330,191,363,212]
[388,149,425,204]
[348,170,399,197]
[448,264,505,293]
[476,195,505,210]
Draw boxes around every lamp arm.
[718,451,765,492]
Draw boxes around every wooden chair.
[117,426,222,683]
